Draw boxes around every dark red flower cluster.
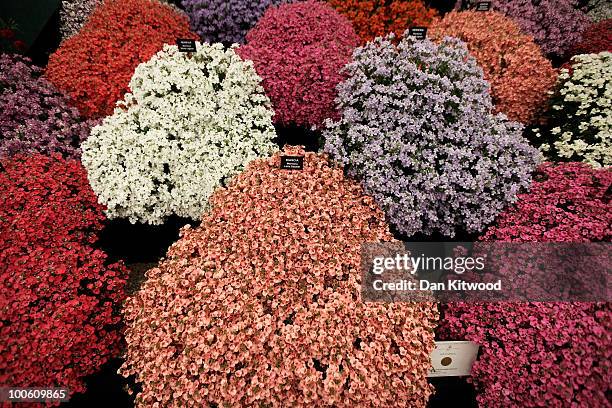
[481,162,611,242]
[0,28,14,39]
[568,19,612,58]
[0,25,27,53]
[45,0,197,119]
[0,154,128,401]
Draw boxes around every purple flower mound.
[323,35,540,238]
[181,0,291,44]
[0,54,94,159]
[492,0,591,57]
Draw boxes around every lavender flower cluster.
[60,0,100,40]
[324,35,540,238]
[491,0,591,57]
[181,0,291,45]
[0,54,94,159]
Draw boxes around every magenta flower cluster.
[440,163,612,407]
[439,302,611,408]
[0,54,94,159]
[481,162,611,242]
[237,1,360,128]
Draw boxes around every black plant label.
[176,39,197,52]
[475,1,491,11]
[280,156,304,170]
[408,27,427,40]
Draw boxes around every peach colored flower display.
[121,147,438,407]
[429,11,557,124]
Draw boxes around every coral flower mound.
[181,0,293,45]
[0,154,128,401]
[121,147,439,407]
[328,0,437,43]
[46,0,197,119]
[440,163,612,408]
[237,1,360,128]
[429,11,556,124]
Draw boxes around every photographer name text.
[372,279,502,291]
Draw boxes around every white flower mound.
[555,53,611,168]
[82,42,277,224]
[537,52,611,168]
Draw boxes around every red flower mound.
[121,147,438,407]
[237,1,360,128]
[328,0,437,43]
[429,11,557,124]
[45,0,196,119]
[439,163,612,407]
[568,19,612,58]
[0,154,128,401]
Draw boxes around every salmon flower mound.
[429,10,556,124]
[121,147,438,407]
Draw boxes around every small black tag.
[280,156,304,170]
[475,1,491,11]
[176,39,197,52]
[408,27,427,40]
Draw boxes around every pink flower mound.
[429,11,557,124]
[481,162,611,242]
[237,1,360,128]
[440,163,612,407]
[121,147,438,407]
[439,302,611,408]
